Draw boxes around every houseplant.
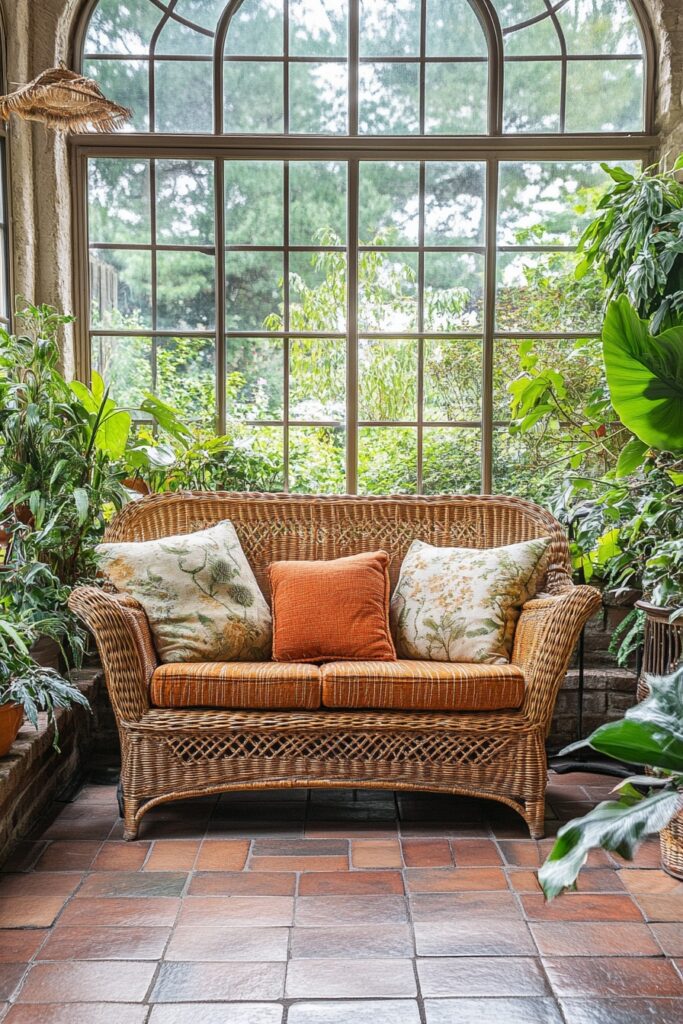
[539,665,683,894]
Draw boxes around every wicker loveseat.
[69,491,600,840]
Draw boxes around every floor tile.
[559,998,683,1024]
[619,868,683,895]
[418,956,549,997]
[0,875,81,900]
[17,961,156,1002]
[0,930,48,963]
[404,868,507,893]
[410,892,522,921]
[57,897,180,928]
[194,840,249,871]
[521,894,643,922]
[188,872,295,896]
[150,961,285,1001]
[290,924,413,958]
[164,925,288,961]
[531,922,660,956]
[414,918,535,956]
[651,922,683,956]
[252,839,348,856]
[450,839,502,866]
[637,894,683,921]
[144,842,200,872]
[91,842,151,872]
[177,896,294,927]
[148,1006,283,1024]
[298,871,402,895]
[1,843,48,874]
[36,925,170,961]
[250,856,349,872]
[77,872,186,898]
[287,1000,420,1024]
[0,898,69,929]
[4,1005,149,1023]
[294,895,407,926]
[543,956,683,997]
[401,839,452,867]
[351,840,402,868]
[285,958,416,998]
[423,997,564,1024]
[33,842,101,873]
[0,963,27,999]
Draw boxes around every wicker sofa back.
[104,491,573,602]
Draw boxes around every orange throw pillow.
[269,551,396,663]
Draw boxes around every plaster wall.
[0,0,682,373]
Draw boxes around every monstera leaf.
[602,296,683,451]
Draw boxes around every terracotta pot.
[0,704,23,757]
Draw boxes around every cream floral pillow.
[391,537,551,664]
[96,521,271,663]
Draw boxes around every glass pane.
[497,161,624,246]
[155,18,213,56]
[360,0,419,57]
[226,251,284,331]
[359,339,418,422]
[230,426,285,491]
[501,0,562,58]
[424,252,485,331]
[358,252,418,332]
[156,336,215,426]
[289,162,347,246]
[289,426,346,492]
[290,338,346,420]
[91,334,152,410]
[359,161,420,246]
[154,61,213,133]
[358,427,417,494]
[84,0,159,53]
[83,60,149,132]
[156,251,215,330]
[289,251,347,332]
[503,61,561,133]
[225,161,283,246]
[426,0,488,57]
[493,425,565,503]
[174,0,226,32]
[289,62,348,134]
[359,63,419,135]
[0,232,6,322]
[225,0,284,56]
[88,159,150,244]
[557,0,642,55]
[423,339,482,421]
[424,162,485,246]
[289,0,347,57]
[495,251,602,332]
[224,61,284,132]
[423,427,481,493]
[565,60,643,132]
[425,63,488,135]
[90,249,152,328]
[156,160,214,245]
[228,337,284,419]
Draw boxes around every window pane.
[501,0,561,59]
[225,0,284,56]
[565,60,643,132]
[156,251,215,330]
[289,162,347,246]
[426,0,488,57]
[156,160,214,245]
[289,0,347,57]
[156,336,215,426]
[493,425,564,504]
[224,61,284,132]
[503,61,561,132]
[493,336,606,420]
[90,250,152,328]
[155,61,213,133]
[423,339,481,421]
[289,62,348,133]
[88,159,150,245]
[496,252,602,332]
[289,251,347,331]
[290,338,346,420]
[289,427,346,492]
[425,63,488,135]
[231,426,285,490]
[155,18,213,56]
[359,63,419,135]
[359,339,418,422]
[358,427,417,494]
[424,252,485,331]
[83,60,149,132]
[360,0,419,57]
[84,0,159,53]
[226,251,283,331]
[359,162,420,246]
[557,0,642,55]
[358,252,418,332]
[225,161,283,246]
[423,427,481,493]
[91,334,152,409]
[174,0,226,32]
[424,162,485,246]
[228,337,284,419]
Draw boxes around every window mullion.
[215,157,227,434]
[482,158,499,494]
[346,159,359,494]
[283,160,290,492]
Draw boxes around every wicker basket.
[661,808,683,881]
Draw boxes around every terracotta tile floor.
[0,771,681,1023]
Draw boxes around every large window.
[75,0,654,496]
[0,22,9,329]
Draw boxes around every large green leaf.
[602,295,683,450]
[539,787,681,899]
[584,718,683,773]
[625,667,683,741]
[96,409,131,460]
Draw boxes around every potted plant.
[539,665,683,892]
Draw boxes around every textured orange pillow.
[269,551,396,663]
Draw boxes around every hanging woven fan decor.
[0,65,132,132]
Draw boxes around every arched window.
[0,14,10,328]
[75,0,655,496]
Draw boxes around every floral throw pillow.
[391,537,551,664]
[96,521,272,663]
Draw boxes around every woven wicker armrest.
[512,583,602,732]
[68,585,157,723]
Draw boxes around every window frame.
[0,7,12,331]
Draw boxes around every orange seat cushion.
[269,550,396,663]
[320,660,525,711]
[150,662,321,710]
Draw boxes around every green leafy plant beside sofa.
[539,666,683,898]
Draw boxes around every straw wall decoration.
[0,66,131,132]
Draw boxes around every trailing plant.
[539,666,683,899]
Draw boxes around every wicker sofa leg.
[526,798,546,839]
[122,798,140,841]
